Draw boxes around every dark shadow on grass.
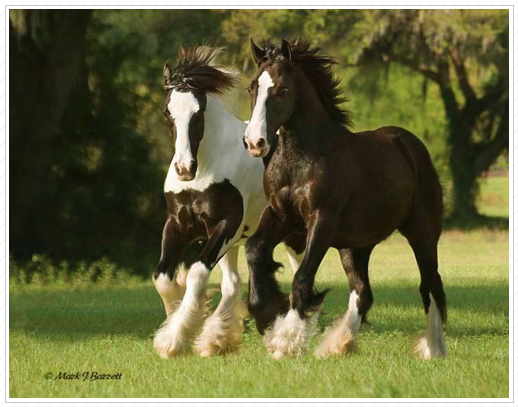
[9,286,165,342]
[9,280,508,342]
[443,214,509,231]
[315,281,508,338]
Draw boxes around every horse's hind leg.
[400,223,447,359]
[195,246,247,357]
[315,246,374,357]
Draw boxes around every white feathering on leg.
[264,307,321,360]
[153,262,210,358]
[315,290,361,357]
[194,249,247,356]
[414,296,446,359]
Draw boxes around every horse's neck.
[279,119,337,157]
[196,95,245,175]
[277,83,349,159]
[282,87,333,140]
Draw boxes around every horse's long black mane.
[262,38,352,128]
[166,45,237,94]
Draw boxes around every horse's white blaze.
[168,90,200,171]
[414,296,446,359]
[315,290,361,357]
[264,308,321,359]
[153,261,210,358]
[245,71,274,146]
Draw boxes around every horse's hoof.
[264,309,320,359]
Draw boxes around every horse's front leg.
[153,216,188,317]
[194,246,247,357]
[246,206,292,334]
[265,210,336,359]
[154,218,240,359]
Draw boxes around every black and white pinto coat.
[153,60,303,358]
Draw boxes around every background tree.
[221,9,508,220]
[10,10,92,254]
[9,9,509,275]
[9,9,227,273]
[346,9,509,220]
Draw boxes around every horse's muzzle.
[174,160,197,181]
[243,136,269,158]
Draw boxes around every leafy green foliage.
[9,9,509,275]
[10,10,228,274]
[9,254,144,291]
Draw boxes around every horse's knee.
[154,272,175,295]
[153,259,170,280]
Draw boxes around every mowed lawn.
[9,177,509,398]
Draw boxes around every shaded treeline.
[9,9,509,274]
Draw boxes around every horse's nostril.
[256,138,266,148]
[243,137,250,150]
[174,162,182,175]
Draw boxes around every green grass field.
[9,177,509,398]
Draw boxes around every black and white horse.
[153,45,303,358]
[243,39,447,360]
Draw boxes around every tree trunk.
[449,148,478,220]
[10,10,92,256]
[445,93,508,221]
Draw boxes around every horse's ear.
[250,38,265,65]
[163,61,172,79]
[280,39,291,61]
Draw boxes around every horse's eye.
[280,87,289,94]
[246,86,252,95]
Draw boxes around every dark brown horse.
[243,39,446,359]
